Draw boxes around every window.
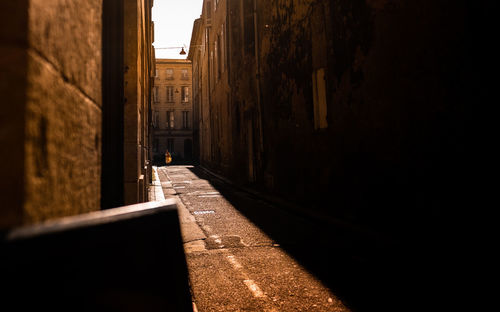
[210,51,214,89]
[153,110,159,128]
[166,68,174,79]
[166,86,174,102]
[182,111,190,129]
[312,68,328,129]
[181,87,189,103]
[181,69,189,80]
[167,111,175,129]
[216,34,221,79]
[205,28,210,54]
[221,24,226,72]
[154,86,159,103]
[167,138,175,153]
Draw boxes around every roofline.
[188,18,202,60]
[155,58,192,65]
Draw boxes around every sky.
[152,0,204,59]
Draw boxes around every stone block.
[28,0,102,106]
[23,50,101,224]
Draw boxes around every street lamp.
[155,46,187,55]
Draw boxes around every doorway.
[184,139,193,161]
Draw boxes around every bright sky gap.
[152,0,204,59]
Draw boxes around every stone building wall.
[257,0,465,232]
[190,0,465,234]
[191,0,237,173]
[188,18,203,164]
[123,0,155,205]
[0,0,154,228]
[1,0,102,228]
[190,3,212,169]
[152,59,193,164]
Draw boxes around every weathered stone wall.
[188,18,203,164]
[194,1,216,170]
[192,0,465,234]
[123,0,154,204]
[224,0,263,183]
[1,0,155,228]
[24,0,102,223]
[209,0,234,173]
[257,0,465,232]
[0,0,102,228]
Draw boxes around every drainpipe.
[253,0,264,177]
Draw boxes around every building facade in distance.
[152,59,193,165]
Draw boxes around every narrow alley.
[156,165,348,311]
[1,0,467,311]
[154,165,441,312]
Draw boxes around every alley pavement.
[152,165,446,312]
[153,165,350,312]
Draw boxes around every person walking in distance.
[165,150,172,165]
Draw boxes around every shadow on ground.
[186,165,452,312]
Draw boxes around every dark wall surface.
[191,1,468,261]
[222,0,466,235]
[1,201,193,311]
